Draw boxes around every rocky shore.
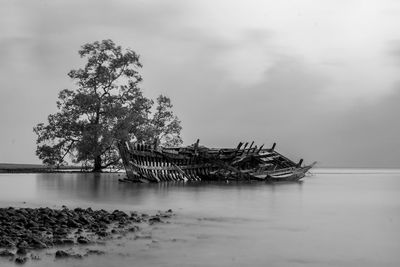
[0,206,173,264]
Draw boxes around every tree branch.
[102,157,121,169]
[60,140,75,162]
[100,64,127,98]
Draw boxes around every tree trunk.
[93,155,102,172]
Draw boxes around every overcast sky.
[0,0,399,167]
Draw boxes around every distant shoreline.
[0,163,90,173]
[0,169,91,174]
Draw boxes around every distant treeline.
[0,163,85,173]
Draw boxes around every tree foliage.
[34,40,182,171]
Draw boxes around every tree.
[34,40,182,171]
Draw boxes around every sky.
[0,0,399,167]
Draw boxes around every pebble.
[77,236,90,244]
[15,256,28,264]
[55,250,83,259]
[85,249,105,256]
[16,247,27,255]
[0,249,14,257]
[55,250,70,258]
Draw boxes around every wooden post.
[194,139,200,154]
[236,142,243,150]
[297,159,303,167]
[246,141,254,155]
[241,142,249,155]
[249,141,254,150]
[271,143,276,151]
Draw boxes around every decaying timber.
[118,140,315,183]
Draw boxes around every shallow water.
[0,169,399,266]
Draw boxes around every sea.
[0,169,399,267]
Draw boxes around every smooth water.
[0,169,399,266]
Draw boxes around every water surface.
[0,169,399,266]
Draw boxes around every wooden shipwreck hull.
[118,140,315,183]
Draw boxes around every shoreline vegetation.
[0,163,116,174]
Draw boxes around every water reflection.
[33,172,306,213]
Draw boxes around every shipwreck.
[118,140,315,183]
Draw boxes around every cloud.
[325,87,400,167]
[387,39,400,66]
[0,0,399,167]
[168,54,332,155]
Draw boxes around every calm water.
[0,169,399,267]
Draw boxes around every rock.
[158,210,174,218]
[16,240,29,249]
[14,224,24,231]
[129,216,143,223]
[85,249,105,256]
[78,215,90,224]
[149,216,162,224]
[16,215,27,224]
[0,238,15,248]
[86,207,93,213]
[45,239,54,245]
[52,238,63,245]
[25,220,38,229]
[96,230,108,237]
[74,207,84,213]
[77,236,90,244]
[67,219,80,228]
[38,226,47,231]
[89,224,99,232]
[118,218,128,224]
[16,247,27,255]
[53,238,74,245]
[30,237,47,249]
[15,256,28,264]
[53,227,68,236]
[55,250,83,259]
[100,217,110,224]
[47,218,57,226]
[0,249,14,257]
[30,254,41,260]
[130,211,138,217]
[55,250,70,258]
[128,226,139,232]
[98,222,108,229]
